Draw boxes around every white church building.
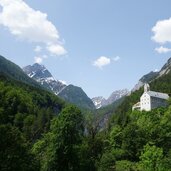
[132,84,169,111]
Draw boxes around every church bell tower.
[144,83,150,92]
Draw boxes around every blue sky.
[0,0,171,98]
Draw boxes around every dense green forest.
[0,56,171,171]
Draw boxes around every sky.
[0,0,171,98]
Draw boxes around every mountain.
[92,89,129,109]
[132,71,158,92]
[132,57,171,92]
[0,55,66,139]
[107,89,129,104]
[58,84,95,109]
[23,63,66,95]
[0,55,40,87]
[158,57,171,77]
[23,63,95,109]
[92,96,107,109]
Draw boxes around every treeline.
[98,104,171,171]
[110,71,171,126]
[0,55,40,87]
[0,74,105,171]
[97,71,171,170]
[1,62,171,170]
[0,74,65,170]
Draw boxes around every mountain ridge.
[23,63,95,109]
[132,57,171,92]
[0,55,41,88]
[92,89,129,109]
[23,63,67,95]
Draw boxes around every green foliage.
[0,69,66,170]
[98,150,116,171]
[139,144,164,171]
[33,105,84,171]
[99,104,171,170]
[111,70,171,127]
[115,160,137,171]
[1,55,171,171]
[0,124,38,171]
[0,74,65,141]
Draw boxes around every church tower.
[144,83,150,92]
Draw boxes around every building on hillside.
[132,83,169,111]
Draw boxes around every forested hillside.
[0,56,40,88]
[96,65,171,170]
[108,69,171,126]
[0,69,104,171]
[0,55,171,171]
[0,73,66,170]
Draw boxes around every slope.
[58,84,95,109]
[0,55,40,88]
[23,63,95,110]
[111,57,171,125]
[23,63,66,94]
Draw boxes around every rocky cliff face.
[158,57,171,77]
[92,96,107,109]
[132,57,171,92]
[23,63,66,95]
[92,89,129,109]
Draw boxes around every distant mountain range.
[23,63,131,110]
[93,57,171,110]
[92,89,129,109]
[2,54,170,112]
[23,63,95,109]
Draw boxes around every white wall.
[140,92,151,111]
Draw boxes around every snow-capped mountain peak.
[23,63,66,95]
[92,96,107,109]
[92,89,129,109]
[23,63,95,109]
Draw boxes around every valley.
[0,55,171,171]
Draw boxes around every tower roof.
[144,83,150,92]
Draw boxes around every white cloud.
[47,44,67,56]
[155,46,171,54]
[34,56,43,64]
[0,0,67,56]
[152,18,171,44]
[93,56,111,69]
[34,45,42,52]
[112,56,120,61]
[34,55,48,63]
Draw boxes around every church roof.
[147,91,169,100]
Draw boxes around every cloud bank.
[152,18,171,54]
[152,18,171,44]
[0,0,66,59]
